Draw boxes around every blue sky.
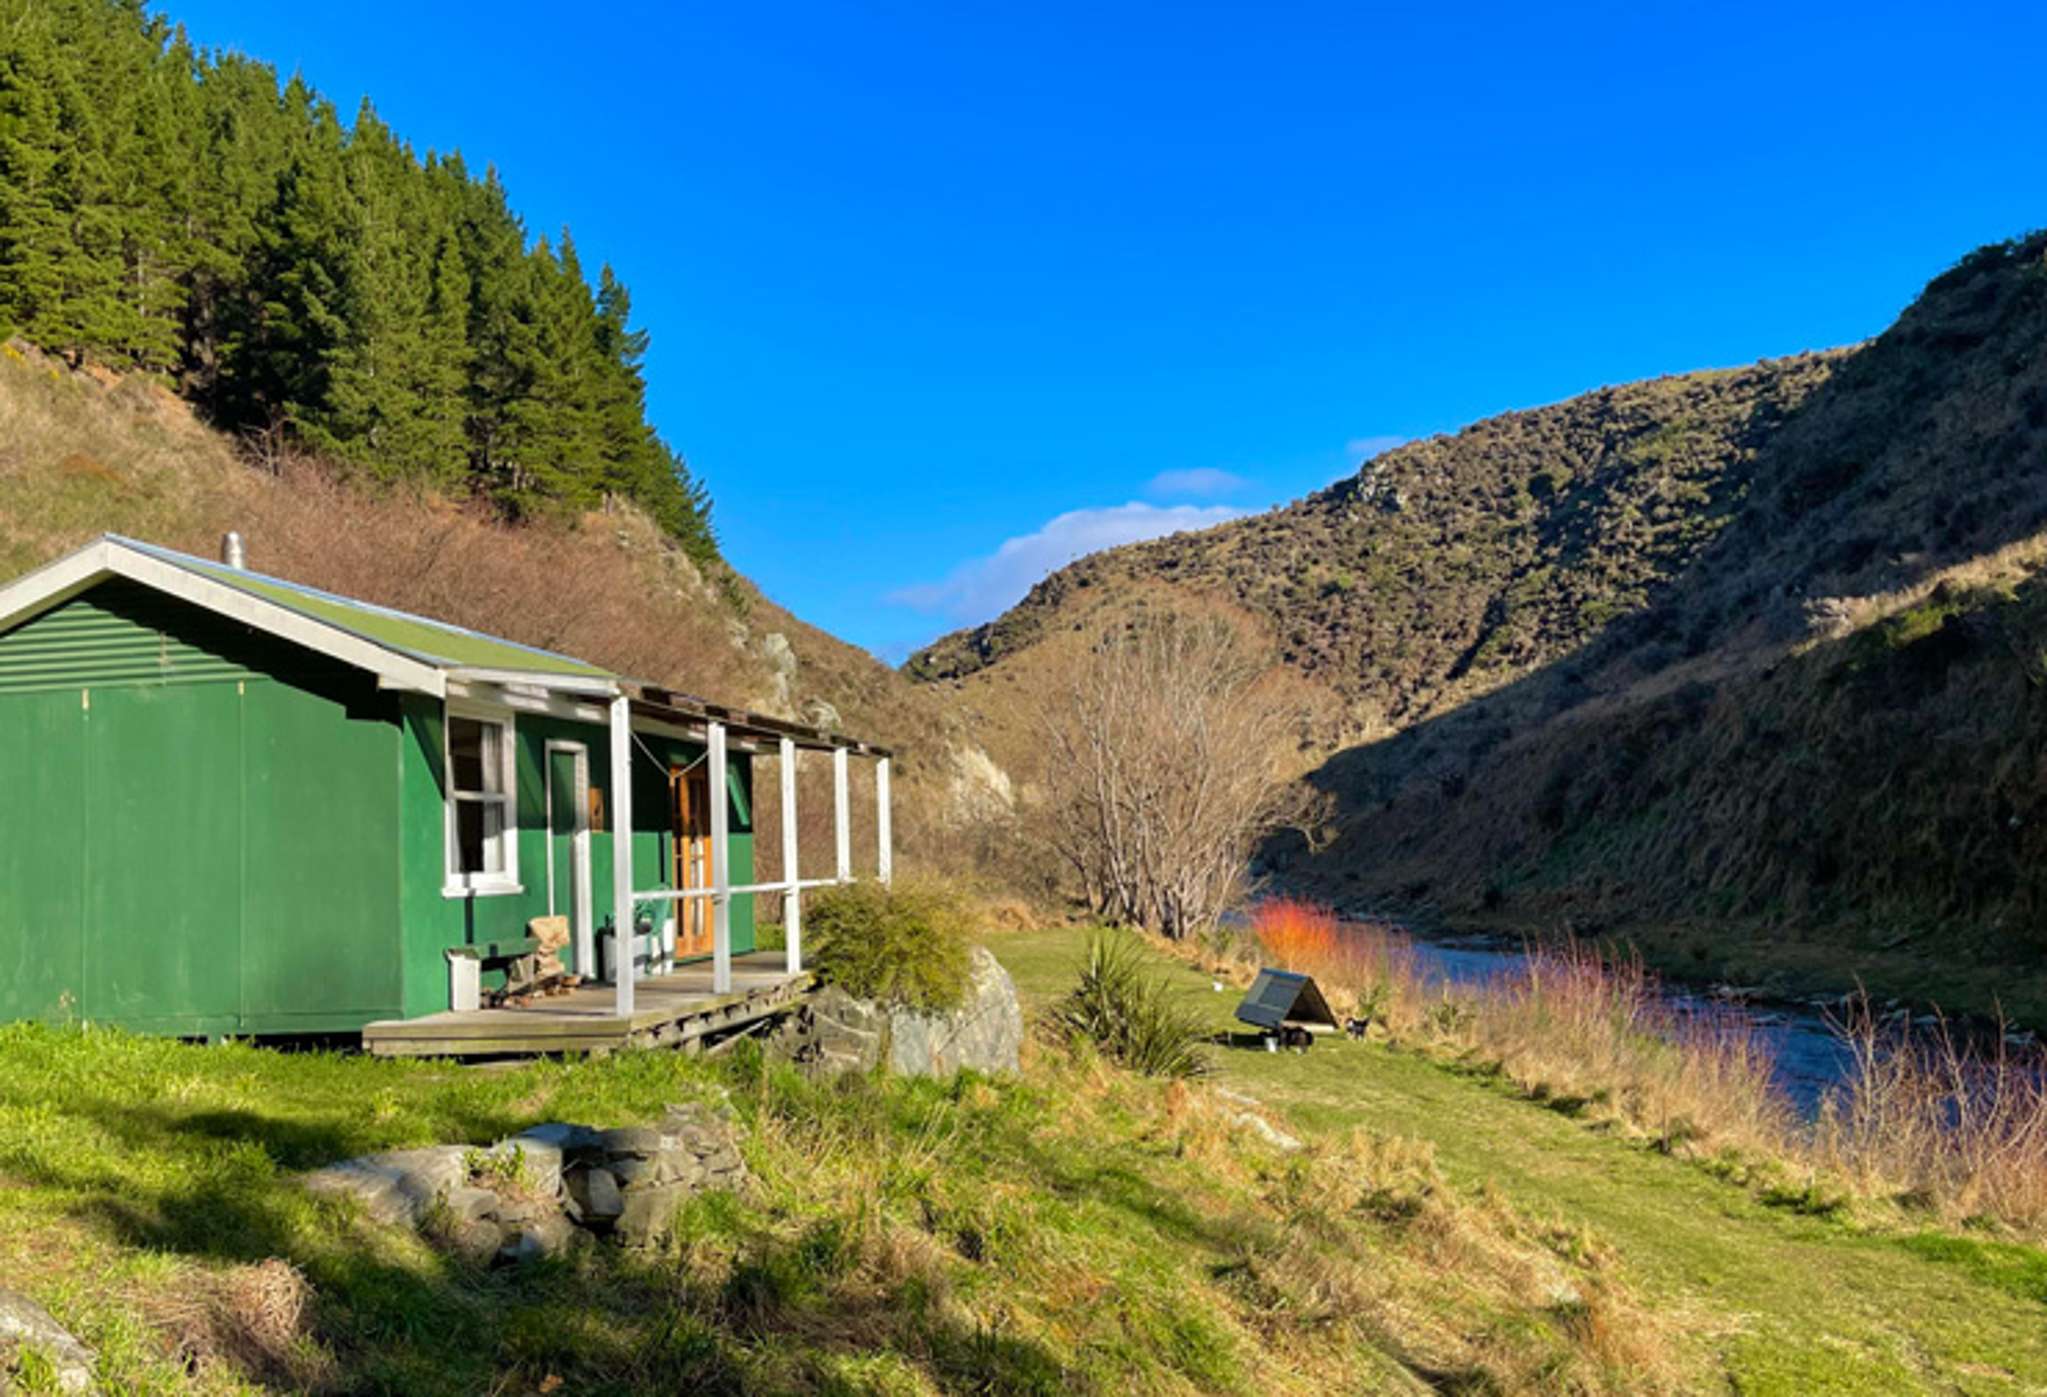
[166,2,2047,659]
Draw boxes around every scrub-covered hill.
[912,231,2047,1017]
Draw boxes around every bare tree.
[1038,607,1318,939]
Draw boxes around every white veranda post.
[609,693,634,1018]
[876,756,893,886]
[833,746,852,883]
[780,737,801,975]
[710,720,732,995]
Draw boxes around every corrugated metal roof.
[113,537,614,680]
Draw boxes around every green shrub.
[804,878,974,1013]
[1046,932,1213,1078]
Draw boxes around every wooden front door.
[669,763,714,959]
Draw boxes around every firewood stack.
[484,917,582,1008]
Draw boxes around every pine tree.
[0,0,719,558]
[592,264,715,559]
[0,10,123,361]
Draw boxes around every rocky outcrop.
[300,1101,746,1260]
[773,945,1022,1079]
[0,1289,95,1393]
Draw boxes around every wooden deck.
[362,951,813,1058]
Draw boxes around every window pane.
[480,801,505,874]
[450,717,485,794]
[455,797,487,874]
[478,721,503,795]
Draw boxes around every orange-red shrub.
[1250,897,1340,971]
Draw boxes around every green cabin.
[0,535,893,1040]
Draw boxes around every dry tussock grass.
[725,1037,1682,1393]
[1814,1000,2047,1232]
[134,1258,333,1391]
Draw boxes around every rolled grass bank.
[0,928,2042,1392]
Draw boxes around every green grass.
[993,926,2047,1395]
[0,981,1681,1395]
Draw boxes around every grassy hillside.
[0,343,1008,874]
[912,231,2047,1016]
[3,926,2042,1393]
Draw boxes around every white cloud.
[888,502,1247,624]
[1147,466,1248,498]
[1345,434,1408,461]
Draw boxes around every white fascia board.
[0,540,117,634]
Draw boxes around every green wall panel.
[0,582,409,1034]
[0,690,86,1021]
[82,683,243,1028]
[240,676,402,1021]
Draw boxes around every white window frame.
[442,698,522,898]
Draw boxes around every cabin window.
[444,705,520,896]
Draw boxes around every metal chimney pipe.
[221,531,246,569]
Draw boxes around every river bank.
[1317,893,2044,1079]
[1437,907,2047,1037]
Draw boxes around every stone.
[657,1151,710,1188]
[512,1122,605,1165]
[500,1212,577,1264]
[885,946,1023,1079]
[448,1219,504,1267]
[487,1135,564,1198]
[770,987,885,1075]
[443,1186,500,1226]
[302,1146,468,1227]
[608,1155,656,1190]
[598,1125,663,1159]
[570,1167,624,1224]
[0,1288,95,1394]
[615,1182,689,1249]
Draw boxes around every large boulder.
[775,945,1022,1079]
[0,1289,95,1394]
[888,946,1022,1078]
